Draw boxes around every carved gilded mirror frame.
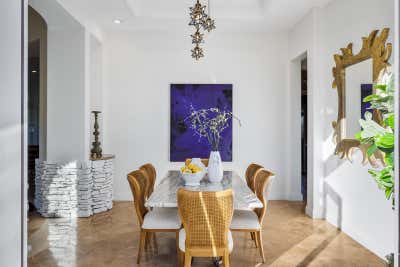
[332,28,392,167]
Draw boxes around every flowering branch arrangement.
[186,105,240,151]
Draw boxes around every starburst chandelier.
[189,0,216,60]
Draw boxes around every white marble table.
[145,170,263,210]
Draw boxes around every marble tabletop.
[145,170,263,210]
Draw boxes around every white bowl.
[181,171,205,186]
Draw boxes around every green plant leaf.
[385,187,393,199]
[359,117,388,139]
[385,113,394,129]
[374,84,387,91]
[354,131,362,141]
[375,133,394,149]
[385,153,394,167]
[367,144,377,157]
[363,94,381,102]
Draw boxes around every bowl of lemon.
[180,163,205,186]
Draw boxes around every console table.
[34,155,114,217]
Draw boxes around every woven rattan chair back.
[127,170,148,226]
[185,158,209,167]
[254,169,274,225]
[245,163,264,192]
[177,189,233,255]
[139,163,157,199]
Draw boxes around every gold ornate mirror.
[332,28,392,166]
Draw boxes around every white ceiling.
[57,0,333,33]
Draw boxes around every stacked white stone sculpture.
[35,158,114,218]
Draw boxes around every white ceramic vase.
[208,151,223,183]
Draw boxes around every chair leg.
[256,231,265,263]
[152,233,158,251]
[223,251,230,267]
[176,232,182,267]
[254,232,259,248]
[184,252,192,267]
[137,230,146,264]
[145,233,150,249]
[250,232,255,241]
[179,250,185,267]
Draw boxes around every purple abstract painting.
[361,83,373,120]
[170,84,233,162]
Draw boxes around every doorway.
[28,40,40,208]
[28,6,47,211]
[301,58,308,206]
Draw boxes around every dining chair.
[127,169,181,264]
[139,163,157,199]
[185,158,209,167]
[177,189,234,267]
[230,169,275,263]
[245,163,264,192]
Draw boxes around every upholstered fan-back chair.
[185,158,209,167]
[245,163,264,192]
[177,189,234,267]
[127,170,181,264]
[230,169,275,263]
[139,163,157,199]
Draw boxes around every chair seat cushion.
[142,208,181,230]
[178,228,233,252]
[230,210,261,230]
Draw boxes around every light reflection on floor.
[29,217,77,267]
[28,201,385,267]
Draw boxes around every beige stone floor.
[28,201,384,267]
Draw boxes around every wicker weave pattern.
[185,158,209,167]
[139,163,157,199]
[127,170,149,226]
[245,163,263,192]
[254,169,274,224]
[177,189,233,251]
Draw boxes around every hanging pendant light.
[191,45,204,60]
[203,0,216,32]
[189,0,216,60]
[191,29,204,44]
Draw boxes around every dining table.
[145,170,263,210]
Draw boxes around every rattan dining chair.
[177,189,234,267]
[185,158,209,167]
[139,163,157,199]
[230,169,275,263]
[245,163,264,192]
[127,169,181,264]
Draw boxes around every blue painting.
[170,84,233,162]
[361,84,373,120]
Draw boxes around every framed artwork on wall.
[361,83,372,120]
[170,84,233,162]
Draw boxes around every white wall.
[103,31,291,201]
[89,35,103,147]
[0,0,24,265]
[288,9,323,217]
[47,28,86,162]
[30,0,94,163]
[289,0,395,259]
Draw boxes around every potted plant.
[356,68,394,201]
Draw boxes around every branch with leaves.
[355,70,394,200]
[185,105,240,151]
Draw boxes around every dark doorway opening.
[28,40,40,210]
[301,58,308,205]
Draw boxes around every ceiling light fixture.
[113,19,122,24]
[189,0,216,60]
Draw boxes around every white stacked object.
[35,157,114,218]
